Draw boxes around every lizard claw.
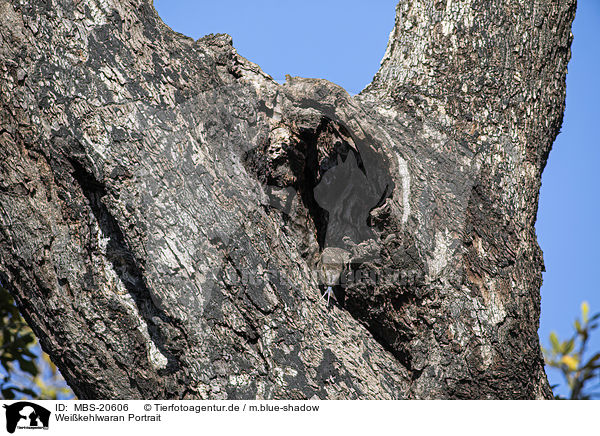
[321,286,336,306]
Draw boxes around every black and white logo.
[3,402,50,433]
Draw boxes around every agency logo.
[2,402,50,433]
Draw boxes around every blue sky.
[154,0,600,397]
[154,0,395,94]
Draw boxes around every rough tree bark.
[0,0,575,399]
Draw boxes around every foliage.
[543,302,600,400]
[0,282,74,400]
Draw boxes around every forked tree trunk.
[0,0,575,399]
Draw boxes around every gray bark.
[0,0,575,399]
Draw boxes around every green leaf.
[582,301,590,324]
[564,339,575,355]
[550,331,560,352]
[587,353,600,365]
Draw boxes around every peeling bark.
[0,0,575,399]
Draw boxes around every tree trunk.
[0,0,575,399]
